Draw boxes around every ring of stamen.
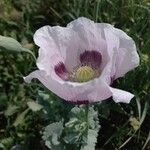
[76,66,95,82]
[70,65,95,82]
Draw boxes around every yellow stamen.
[75,66,95,82]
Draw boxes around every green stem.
[85,104,89,134]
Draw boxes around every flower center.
[72,65,95,82]
[54,51,102,83]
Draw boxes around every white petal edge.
[110,87,134,103]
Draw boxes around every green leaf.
[140,100,149,125]
[0,137,13,149]
[142,131,150,150]
[4,104,19,117]
[27,101,43,112]
[80,106,100,150]
[0,35,36,60]
[13,109,29,127]
[64,106,100,149]
[135,97,141,119]
[0,35,24,52]
[81,129,99,150]
[42,121,64,149]
[63,132,81,144]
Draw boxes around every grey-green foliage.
[42,106,100,150]
[80,106,100,150]
[4,104,19,117]
[13,108,29,127]
[0,35,26,52]
[81,129,99,150]
[0,35,36,59]
[0,137,14,150]
[42,121,64,149]
[27,101,43,112]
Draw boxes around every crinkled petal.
[24,70,112,103]
[98,24,119,84]
[67,17,97,49]
[34,25,80,72]
[112,27,139,79]
[67,17,108,69]
[110,87,134,103]
[34,26,63,73]
[98,23,139,79]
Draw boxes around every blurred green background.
[0,0,150,149]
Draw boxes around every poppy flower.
[24,17,139,104]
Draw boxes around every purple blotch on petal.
[80,50,102,68]
[54,62,68,80]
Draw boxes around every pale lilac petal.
[37,48,63,75]
[99,26,120,84]
[24,70,112,103]
[34,26,80,72]
[67,17,108,69]
[86,79,112,102]
[97,23,139,79]
[110,87,134,103]
[25,70,133,104]
[34,26,63,73]
[111,27,139,79]
[67,17,97,49]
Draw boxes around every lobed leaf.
[27,101,43,112]
[42,121,64,149]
